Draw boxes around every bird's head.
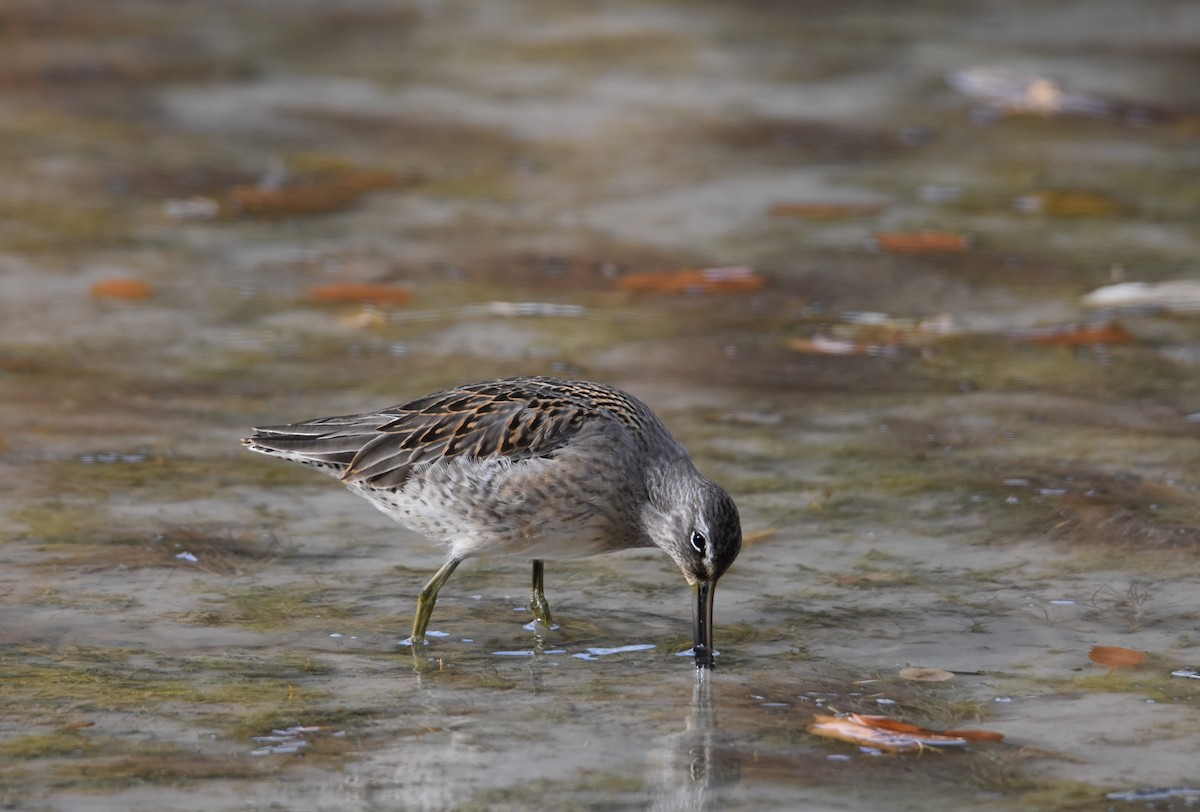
[641,470,741,668]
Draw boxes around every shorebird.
[242,376,741,667]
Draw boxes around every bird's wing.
[243,413,395,472]
[244,377,652,488]
[354,376,662,488]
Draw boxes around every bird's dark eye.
[690,530,707,554]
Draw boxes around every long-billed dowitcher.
[242,376,741,668]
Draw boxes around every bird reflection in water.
[649,675,742,811]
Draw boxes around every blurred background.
[2,2,1200,810]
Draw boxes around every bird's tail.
[242,413,390,476]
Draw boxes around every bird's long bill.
[691,580,716,669]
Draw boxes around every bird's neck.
[643,453,698,507]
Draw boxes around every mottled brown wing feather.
[341,378,632,489]
[245,377,653,489]
[245,414,393,468]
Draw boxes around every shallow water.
[3,1,1200,809]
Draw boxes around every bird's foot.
[529,589,555,627]
[522,619,560,633]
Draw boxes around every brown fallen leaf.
[616,266,764,295]
[90,277,154,301]
[872,231,970,254]
[899,667,956,682]
[1007,321,1134,346]
[807,713,1002,753]
[786,313,957,358]
[1089,645,1147,669]
[856,715,1004,743]
[807,714,931,753]
[308,284,413,307]
[229,170,412,218]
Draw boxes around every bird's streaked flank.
[242,376,741,668]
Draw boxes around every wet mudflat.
[2,1,1200,810]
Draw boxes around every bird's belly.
[347,456,642,561]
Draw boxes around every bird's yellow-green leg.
[530,559,555,629]
[409,557,462,645]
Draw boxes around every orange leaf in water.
[230,171,411,218]
[1089,645,1147,669]
[617,266,764,295]
[854,715,1004,743]
[308,284,413,307]
[807,713,1001,753]
[90,278,154,301]
[806,714,927,753]
[872,231,970,254]
[1007,321,1134,346]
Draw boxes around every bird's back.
[242,376,674,489]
